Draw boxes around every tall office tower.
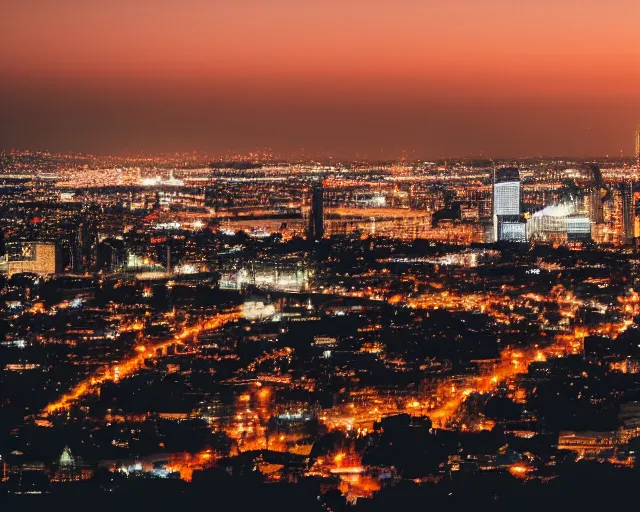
[635,124,640,165]
[75,223,92,273]
[75,220,98,273]
[308,182,324,240]
[587,164,609,225]
[493,167,525,242]
[74,224,83,273]
[494,168,521,215]
[589,189,605,224]
[622,181,635,243]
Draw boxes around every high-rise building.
[635,124,640,165]
[622,181,635,244]
[73,220,98,273]
[589,189,605,224]
[308,182,324,240]
[494,168,521,216]
[493,167,525,242]
[567,216,592,242]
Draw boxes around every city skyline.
[2,1,640,158]
[3,151,640,507]
[5,2,640,508]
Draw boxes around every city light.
[0,6,639,504]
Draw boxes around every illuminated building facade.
[566,216,592,242]
[589,189,605,224]
[220,262,311,292]
[6,242,61,277]
[493,167,525,242]
[51,446,87,483]
[636,123,640,165]
[325,211,431,240]
[526,203,591,243]
[498,220,527,242]
[494,168,521,216]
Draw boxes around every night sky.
[2,0,639,158]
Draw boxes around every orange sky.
[1,0,639,158]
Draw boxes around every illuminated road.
[321,288,639,431]
[44,310,240,414]
[426,343,569,427]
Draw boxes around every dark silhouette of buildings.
[74,220,98,273]
[622,181,635,244]
[635,123,640,165]
[308,182,324,241]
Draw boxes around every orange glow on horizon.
[1,1,639,157]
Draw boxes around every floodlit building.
[308,181,324,240]
[557,431,617,458]
[566,216,592,241]
[243,297,277,320]
[526,203,591,243]
[220,262,311,292]
[6,242,61,277]
[493,167,525,242]
[589,188,605,224]
[51,446,89,483]
[494,168,521,216]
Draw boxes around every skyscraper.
[589,189,605,224]
[308,182,324,240]
[585,164,609,228]
[75,221,97,273]
[622,181,635,244]
[494,167,521,216]
[493,167,525,242]
[635,124,640,165]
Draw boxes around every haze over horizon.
[2,0,639,159]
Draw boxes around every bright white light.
[243,301,276,320]
[141,177,160,186]
[532,202,576,218]
[176,264,197,275]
